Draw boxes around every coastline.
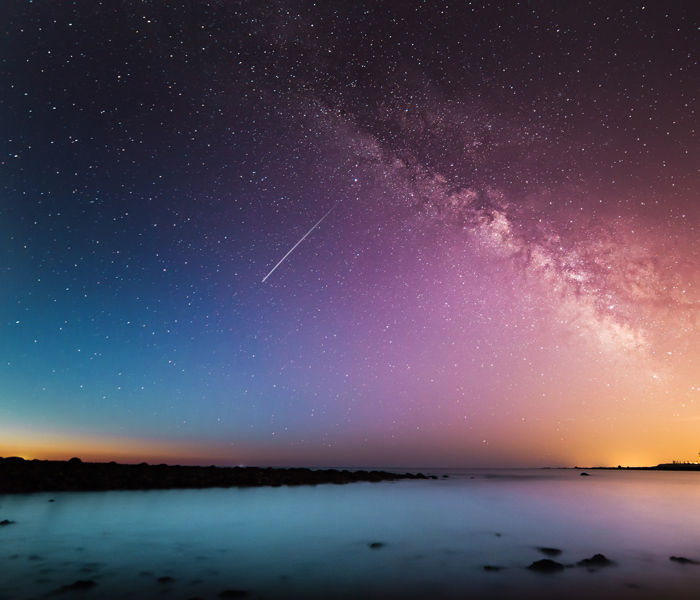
[0,456,432,494]
[570,464,700,472]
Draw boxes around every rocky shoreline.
[0,456,433,493]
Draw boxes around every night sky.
[2,1,699,467]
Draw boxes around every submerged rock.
[580,472,591,476]
[527,559,565,572]
[577,554,614,567]
[538,547,562,557]
[50,579,97,594]
[670,556,699,565]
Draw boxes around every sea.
[1,467,699,599]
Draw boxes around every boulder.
[527,559,565,572]
[577,554,614,567]
[538,547,562,557]
[670,556,699,565]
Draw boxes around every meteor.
[262,201,341,283]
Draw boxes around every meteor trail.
[262,201,341,283]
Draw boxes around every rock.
[538,547,562,557]
[368,542,385,549]
[51,579,97,594]
[580,472,590,476]
[577,554,614,567]
[483,565,503,572]
[0,519,15,526]
[527,559,565,572]
[0,458,428,492]
[670,556,699,564]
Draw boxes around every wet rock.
[0,519,15,526]
[51,579,97,594]
[577,554,614,567]
[527,559,565,573]
[580,472,590,476]
[670,556,699,564]
[538,547,562,557]
[368,542,385,549]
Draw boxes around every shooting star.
[262,201,341,283]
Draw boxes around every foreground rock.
[670,556,699,565]
[577,554,614,568]
[49,580,97,594]
[0,456,429,493]
[527,559,565,573]
[538,547,562,557]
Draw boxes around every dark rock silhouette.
[580,472,590,476]
[0,456,429,493]
[577,553,614,567]
[0,519,15,526]
[527,559,565,572]
[483,565,503,572]
[538,547,562,557]
[670,556,699,564]
[50,579,97,594]
[368,542,385,549]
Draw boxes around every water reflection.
[1,469,699,599]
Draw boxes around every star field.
[1,1,699,467]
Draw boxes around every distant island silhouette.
[572,464,700,471]
[0,456,433,493]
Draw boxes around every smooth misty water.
[1,469,700,600]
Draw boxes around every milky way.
[1,1,698,467]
